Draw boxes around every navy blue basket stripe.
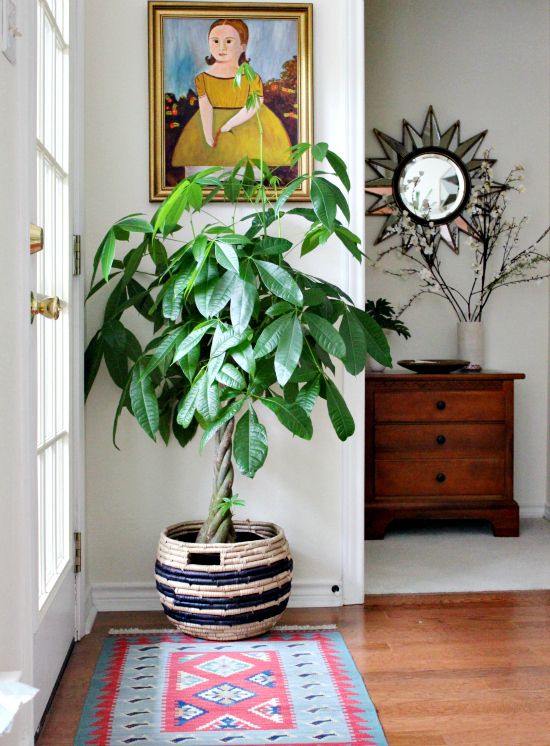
[156,580,291,609]
[155,557,292,586]
[162,597,289,626]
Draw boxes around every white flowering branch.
[374,155,550,321]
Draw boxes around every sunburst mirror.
[365,107,494,252]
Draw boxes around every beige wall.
[365,0,550,515]
[84,0,364,598]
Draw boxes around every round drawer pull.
[436,434,446,445]
[436,400,446,410]
[436,472,446,483]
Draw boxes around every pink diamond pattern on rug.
[163,650,293,733]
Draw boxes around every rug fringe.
[108,624,337,635]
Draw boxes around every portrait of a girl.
[170,18,292,169]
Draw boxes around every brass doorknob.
[30,292,62,323]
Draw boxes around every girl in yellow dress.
[171,19,292,168]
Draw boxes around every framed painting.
[148,2,313,201]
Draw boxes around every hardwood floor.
[36,592,550,745]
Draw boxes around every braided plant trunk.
[196,419,237,544]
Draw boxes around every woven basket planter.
[155,520,292,641]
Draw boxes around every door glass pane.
[36,0,70,610]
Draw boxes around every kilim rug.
[75,626,388,746]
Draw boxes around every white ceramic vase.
[457,321,484,371]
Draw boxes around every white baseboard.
[521,505,546,518]
[91,580,343,614]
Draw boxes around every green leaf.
[303,311,346,359]
[256,236,293,256]
[310,177,337,229]
[254,315,291,359]
[103,340,129,389]
[215,241,240,273]
[303,288,326,306]
[230,276,257,334]
[312,142,329,161]
[179,344,200,382]
[102,318,127,349]
[234,407,268,477]
[140,326,187,380]
[210,325,245,358]
[116,217,153,233]
[223,176,242,202]
[289,142,311,167]
[200,399,244,451]
[275,316,303,386]
[325,377,355,440]
[216,363,245,390]
[266,301,292,318]
[300,224,330,257]
[194,264,223,318]
[340,310,367,374]
[351,308,392,368]
[274,175,309,213]
[206,271,237,318]
[192,234,210,263]
[231,341,256,376]
[295,375,321,415]
[101,230,116,283]
[335,224,362,261]
[255,260,303,306]
[124,329,142,362]
[177,381,200,428]
[172,410,198,448]
[261,396,313,440]
[187,181,203,210]
[84,331,104,401]
[150,238,168,270]
[323,178,350,222]
[196,376,220,422]
[153,178,190,237]
[173,320,216,362]
[162,264,194,321]
[112,374,133,449]
[130,362,159,440]
[326,149,351,190]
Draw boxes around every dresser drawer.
[375,458,504,497]
[375,423,506,459]
[374,390,505,422]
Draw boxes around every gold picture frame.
[148,2,313,202]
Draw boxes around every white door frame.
[341,0,365,606]
[14,0,87,729]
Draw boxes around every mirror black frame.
[392,146,472,227]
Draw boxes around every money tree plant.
[85,68,391,545]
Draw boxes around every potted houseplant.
[85,63,391,640]
[365,298,410,371]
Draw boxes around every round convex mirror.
[394,149,470,224]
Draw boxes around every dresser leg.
[365,512,393,540]
[490,505,520,537]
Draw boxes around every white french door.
[32,0,78,729]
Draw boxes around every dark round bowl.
[398,359,470,374]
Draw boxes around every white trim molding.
[91,580,343,614]
[340,0,366,605]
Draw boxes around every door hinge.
[73,234,81,276]
[74,531,82,574]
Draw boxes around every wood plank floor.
[36,591,550,746]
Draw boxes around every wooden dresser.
[365,372,525,539]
